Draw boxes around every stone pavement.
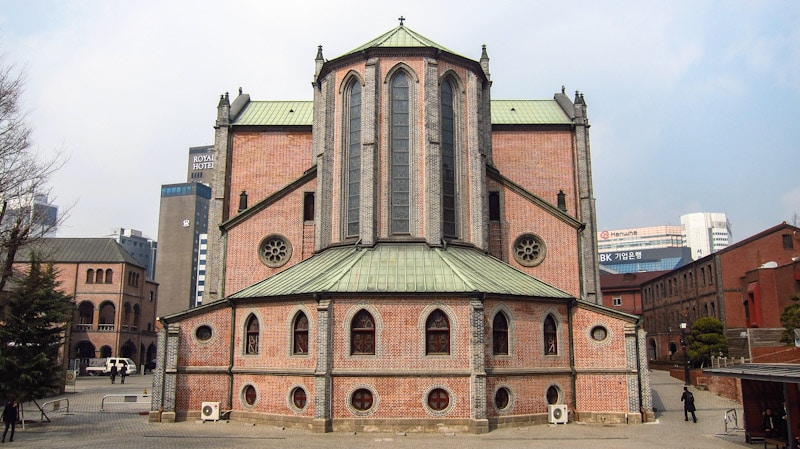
[8,370,752,449]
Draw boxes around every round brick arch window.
[513,233,547,267]
[258,234,292,267]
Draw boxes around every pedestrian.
[110,364,118,384]
[2,399,18,443]
[762,408,777,436]
[120,364,127,384]
[680,386,697,423]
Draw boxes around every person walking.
[120,364,127,384]
[681,386,697,423]
[2,399,18,443]
[109,364,118,384]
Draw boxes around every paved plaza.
[9,370,752,449]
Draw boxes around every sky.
[1,0,798,242]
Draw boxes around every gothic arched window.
[245,315,259,355]
[492,312,509,355]
[544,314,557,355]
[293,311,309,355]
[425,309,450,355]
[441,78,457,237]
[351,310,375,355]
[345,79,361,237]
[390,72,410,234]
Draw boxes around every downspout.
[568,298,577,412]
[227,297,236,411]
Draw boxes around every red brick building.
[640,223,800,364]
[16,238,159,374]
[151,23,652,433]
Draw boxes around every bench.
[764,437,788,449]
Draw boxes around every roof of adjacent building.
[230,242,573,299]
[233,99,571,127]
[601,271,672,290]
[703,363,800,383]
[17,238,142,267]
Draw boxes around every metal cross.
[398,16,405,26]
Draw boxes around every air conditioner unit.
[548,404,568,424]
[201,401,220,421]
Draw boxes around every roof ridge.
[433,247,477,292]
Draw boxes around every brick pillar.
[470,297,488,433]
[159,323,180,423]
[313,298,332,432]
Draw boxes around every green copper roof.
[233,100,571,126]
[491,100,572,125]
[233,101,313,126]
[230,243,572,299]
[344,25,456,56]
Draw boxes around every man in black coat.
[2,399,18,442]
[681,386,697,423]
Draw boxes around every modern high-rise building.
[194,233,208,307]
[110,227,157,280]
[187,145,214,185]
[680,212,733,260]
[154,182,210,317]
[1,193,58,237]
[597,225,691,273]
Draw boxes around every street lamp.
[680,322,689,386]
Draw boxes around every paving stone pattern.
[11,370,749,449]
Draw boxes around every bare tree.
[0,57,66,293]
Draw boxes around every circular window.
[292,387,307,410]
[546,385,560,405]
[591,325,608,341]
[427,388,450,411]
[351,388,373,411]
[258,234,292,267]
[512,234,547,267]
[195,325,213,342]
[494,387,511,410]
[243,385,257,406]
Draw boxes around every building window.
[293,312,309,355]
[390,72,410,234]
[291,387,307,410]
[492,312,509,355]
[351,310,375,355]
[303,192,315,222]
[783,234,794,249]
[488,192,500,221]
[494,387,511,410]
[245,315,259,355]
[544,314,558,355]
[258,234,292,268]
[425,309,450,355]
[351,388,373,411]
[195,325,213,342]
[105,269,113,284]
[441,78,457,238]
[243,385,257,406]
[86,269,94,284]
[95,269,104,283]
[512,233,547,267]
[345,80,361,237]
[546,385,561,405]
[612,297,622,307]
[427,388,449,411]
[707,264,714,284]
[590,325,608,342]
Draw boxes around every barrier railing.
[100,394,150,411]
[39,398,70,422]
[724,408,743,434]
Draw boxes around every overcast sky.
[2,0,798,242]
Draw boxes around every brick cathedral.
[151,22,653,432]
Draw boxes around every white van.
[103,357,137,375]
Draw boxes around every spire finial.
[398,16,405,26]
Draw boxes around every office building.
[111,227,157,280]
[154,182,210,316]
[680,212,733,260]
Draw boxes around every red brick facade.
[152,25,650,433]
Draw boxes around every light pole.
[680,322,689,385]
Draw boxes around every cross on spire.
[398,16,405,26]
